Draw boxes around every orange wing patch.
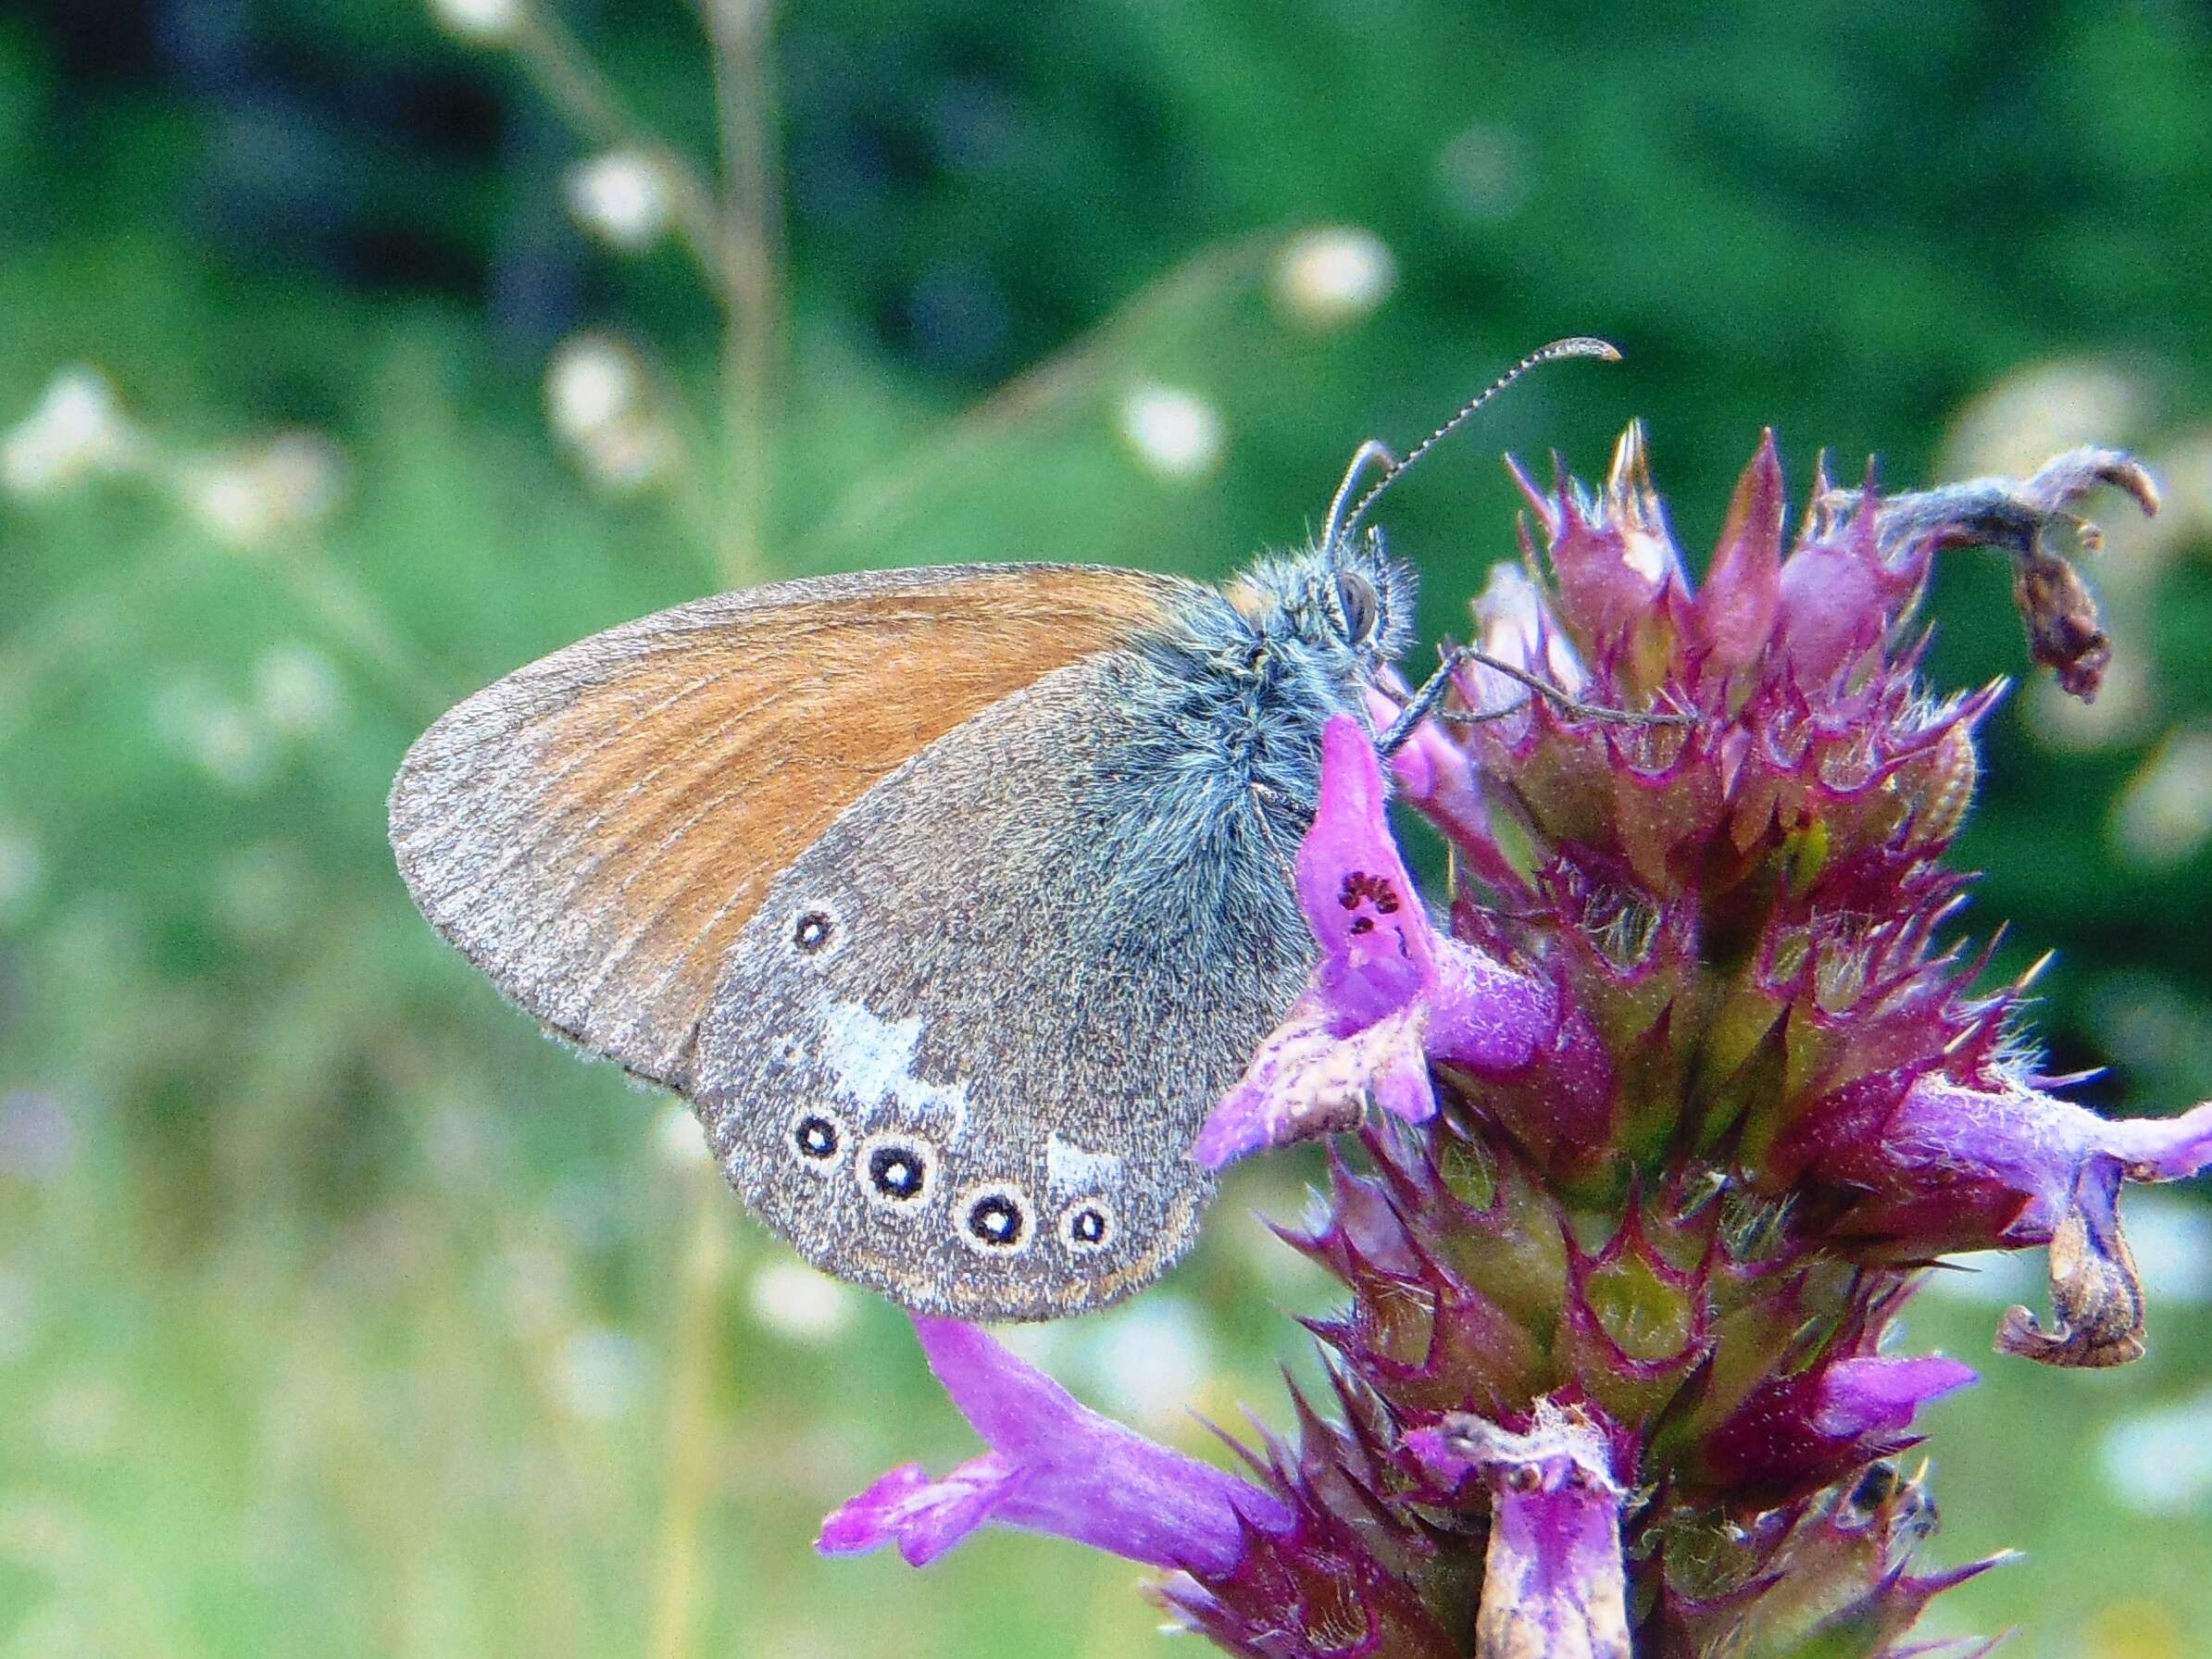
[390,565,1190,1088]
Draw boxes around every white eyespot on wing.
[1045,1132,1124,1201]
[817,1001,972,1141]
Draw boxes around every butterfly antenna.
[1320,440,1400,555]
[1338,335,1622,544]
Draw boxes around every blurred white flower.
[430,0,522,44]
[745,1259,858,1344]
[2112,728,2212,868]
[547,336,638,442]
[567,150,677,251]
[2156,428,2212,543]
[1926,1190,2211,1308]
[1271,226,1397,330]
[253,642,344,738]
[2099,1387,2212,1515]
[182,433,347,548]
[1,367,137,498]
[1942,358,2143,480]
[544,333,679,494]
[1118,383,1224,481]
[553,1327,649,1422]
[654,1102,710,1166]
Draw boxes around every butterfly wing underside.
[693,646,1315,1318]
[389,564,1195,1089]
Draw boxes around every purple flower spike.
[1408,1402,1631,1659]
[1194,717,1558,1167]
[1192,1002,1437,1167]
[1773,473,1906,690]
[1873,1079,2212,1366]
[819,1318,1289,1575]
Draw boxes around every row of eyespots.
[785,1107,1115,1256]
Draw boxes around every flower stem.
[647,1168,734,1659]
[698,0,784,590]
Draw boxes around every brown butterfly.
[389,340,1617,1320]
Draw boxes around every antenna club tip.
[1545,335,1623,364]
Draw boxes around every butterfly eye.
[1334,569,1381,645]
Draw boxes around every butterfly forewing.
[388,564,1193,1088]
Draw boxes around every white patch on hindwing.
[1045,1132,1124,1198]
[817,1000,973,1142]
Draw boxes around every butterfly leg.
[1378,648,1694,755]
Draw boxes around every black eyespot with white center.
[856,1130,936,1211]
[794,1114,840,1161]
[870,1147,925,1198]
[793,908,835,954]
[956,1181,1034,1256]
[1059,1198,1116,1254]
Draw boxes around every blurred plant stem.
[510,8,731,289]
[647,1161,736,1659]
[791,231,1278,568]
[510,2,779,588]
[700,0,784,591]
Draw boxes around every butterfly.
[388,339,1618,1320]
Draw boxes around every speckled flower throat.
[823,430,2210,1659]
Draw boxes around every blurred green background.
[5,3,2212,1655]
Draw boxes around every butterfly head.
[1316,521,1418,671]
[1230,523,1417,688]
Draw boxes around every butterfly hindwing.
[694,646,1318,1319]
[388,564,1193,1088]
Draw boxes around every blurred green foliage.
[4,3,2212,1656]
